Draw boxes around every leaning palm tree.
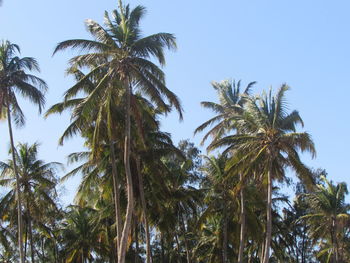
[52,1,181,262]
[0,142,62,263]
[302,176,350,263]
[208,85,316,263]
[0,40,47,263]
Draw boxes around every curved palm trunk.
[136,158,152,263]
[263,170,272,263]
[110,141,122,250]
[7,105,25,263]
[118,83,134,263]
[238,178,246,263]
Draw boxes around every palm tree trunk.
[7,105,25,263]
[110,141,122,251]
[118,82,134,263]
[238,177,246,263]
[136,158,152,263]
[27,204,35,263]
[222,201,228,263]
[263,170,273,263]
[24,221,28,260]
[260,236,265,262]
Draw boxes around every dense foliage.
[1,1,349,263]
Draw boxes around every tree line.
[0,1,349,263]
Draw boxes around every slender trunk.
[24,219,28,261]
[136,158,152,263]
[260,238,265,263]
[238,175,246,263]
[7,104,25,263]
[27,205,35,263]
[222,202,228,263]
[263,170,273,263]
[118,82,134,263]
[110,141,122,251]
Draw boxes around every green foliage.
[1,2,350,263]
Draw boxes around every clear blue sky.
[1,0,349,204]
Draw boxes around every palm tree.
[208,85,316,263]
[0,40,47,263]
[46,65,126,257]
[0,142,61,263]
[52,2,182,261]
[302,176,350,262]
[195,79,255,263]
[199,155,234,263]
[194,216,226,263]
[60,206,106,263]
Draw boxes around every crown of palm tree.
[53,4,182,120]
[208,85,316,185]
[0,40,47,126]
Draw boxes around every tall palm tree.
[302,176,350,262]
[46,65,126,256]
[0,142,61,263]
[46,73,169,263]
[208,85,316,263]
[52,1,182,262]
[0,40,47,263]
[195,79,255,263]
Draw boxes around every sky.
[1,0,350,204]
